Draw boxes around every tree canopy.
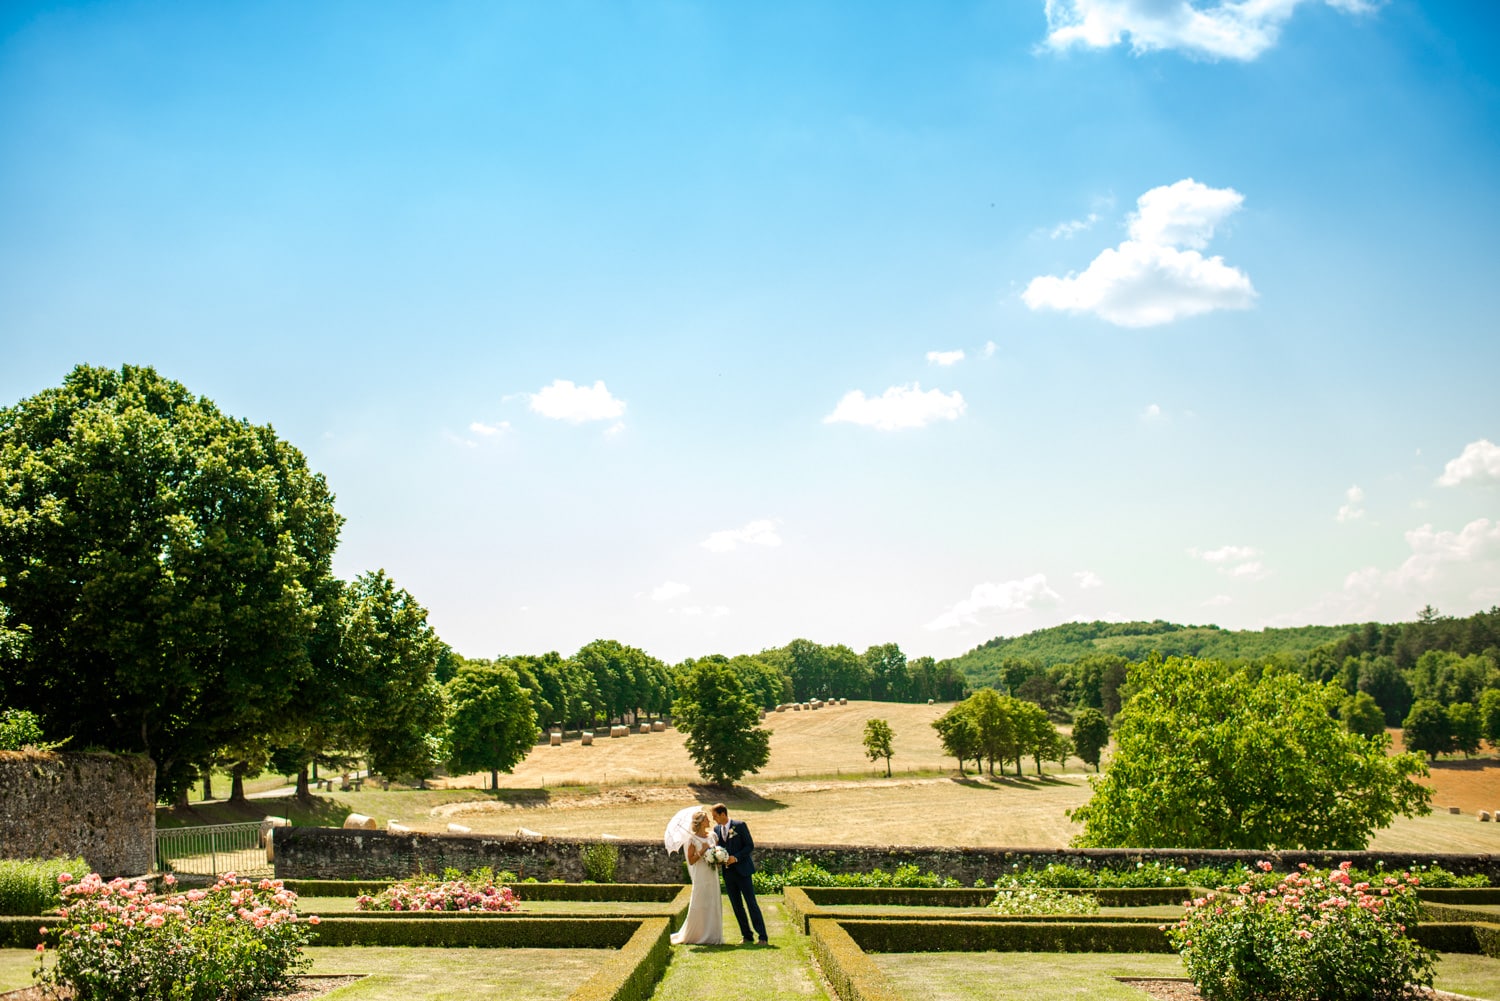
[445,659,538,789]
[862,718,894,777]
[1070,657,1432,850]
[671,658,770,787]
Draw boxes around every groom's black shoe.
[758,938,769,945]
[742,938,755,945]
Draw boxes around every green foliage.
[1339,691,1387,739]
[809,918,907,1001]
[0,708,65,752]
[1070,657,1432,849]
[0,857,85,914]
[567,918,673,1001]
[671,658,770,786]
[1167,863,1435,1001]
[1070,708,1110,771]
[1448,701,1484,756]
[751,858,959,894]
[308,915,640,948]
[836,918,1174,954]
[989,886,1101,915]
[444,660,538,787]
[862,718,894,776]
[1402,699,1451,760]
[931,703,980,774]
[992,861,1191,889]
[580,841,620,883]
[0,364,343,801]
[929,688,1069,776]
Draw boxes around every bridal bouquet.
[706,846,731,868]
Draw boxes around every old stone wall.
[273,825,1500,883]
[0,751,156,878]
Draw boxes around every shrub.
[1166,861,1436,1001]
[0,858,86,915]
[752,858,959,894]
[581,842,620,883]
[356,872,520,912]
[990,886,1101,916]
[992,861,1190,889]
[0,709,61,751]
[308,916,639,948]
[36,872,314,1001]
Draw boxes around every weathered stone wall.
[274,825,1500,883]
[0,751,156,877]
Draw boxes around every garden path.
[652,896,830,1001]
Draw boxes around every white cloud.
[1226,560,1269,580]
[1023,179,1254,327]
[649,581,690,602]
[1041,0,1381,62]
[924,574,1062,631]
[1337,484,1366,522]
[982,341,998,359]
[824,384,966,431]
[1192,544,1257,564]
[1303,517,1500,622]
[469,420,511,437]
[1050,213,1100,239]
[1074,570,1104,589]
[528,379,627,424]
[701,519,783,553]
[926,349,966,366]
[1437,439,1500,487]
[1141,403,1163,420]
[674,604,731,619]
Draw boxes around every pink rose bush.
[1166,861,1435,1001]
[34,872,315,1001]
[356,874,520,913]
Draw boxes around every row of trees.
[1401,692,1500,761]
[929,689,1074,777]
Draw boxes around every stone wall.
[0,751,156,877]
[273,825,1500,883]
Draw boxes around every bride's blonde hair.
[691,809,710,832]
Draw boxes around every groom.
[711,803,768,945]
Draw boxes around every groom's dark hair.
[711,803,728,819]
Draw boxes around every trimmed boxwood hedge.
[308,916,642,947]
[285,880,685,902]
[1412,921,1500,955]
[838,918,1175,954]
[800,886,1187,908]
[568,917,672,1001]
[1419,888,1500,905]
[0,915,43,948]
[808,918,904,1001]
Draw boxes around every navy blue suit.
[716,818,767,943]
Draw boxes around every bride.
[664,807,723,945]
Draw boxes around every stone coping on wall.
[273,826,1500,884]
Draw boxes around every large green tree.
[1070,708,1110,772]
[671,658,770,786]
[0,365,341,800]
[445,660,538,789]
[862,718,894,777]
[1401,699,1451,762]
[1070,657,1431,850]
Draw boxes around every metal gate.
[154,822,272,879]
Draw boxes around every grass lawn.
[1,946,609,1000]
[874,952,1500,1001]
[297,896,677,915]
[650,897,829,1001]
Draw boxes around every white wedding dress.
[670,832,724,945]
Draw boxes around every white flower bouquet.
[706,846,730,868]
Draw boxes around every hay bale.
[652,720,666,732]
[1450,806,1463,815]
[927,698,934,705]
[775,704,787,713]
[638,723,652,734]
[342,813,377,830]
[447,823,472,833]
[610,725,628,738]
[1479,811,1491,823]
[581,731,594,745]
[549,732,562,746]
[259,815,290,846]
[793,704,802,712]
[516,827,544,840]
[387,820,411,833]
[839,698,847,705]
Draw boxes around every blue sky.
[2,1,1498,663]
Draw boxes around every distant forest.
[940,606,1500,728]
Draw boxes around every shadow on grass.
[949,774,1080,792]
[687,784,788,813]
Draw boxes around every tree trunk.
[490,768,499,790]
[296,765,312,803]
[229,763,247,803]
[201,771,213,801]
[884,758,891,778]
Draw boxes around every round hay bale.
[927,698,934,705]
[387,820,411,833]
[652,720,666,732]
[1450,806,1463,815]
[516,827,544,840]
[775,704,787,712]
[638,723,652,734]
[447,823,472,833]
[342,813,377,830]
[611,725,628,738]
[549,732,562,746]
[793,704,802,712]
[581,732,594,745]
[259,815,290,846]
[839,698,847,705]
[1480,811,1491,823]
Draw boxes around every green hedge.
[285,880,685,902]
[0,858,86,916]
[308,916,641,948]
[784,887,819,934]
[0,915,44,948]
[1419,888,1500,905]
[1422,903,1500,925]
[568,918,672,1001]
[808,918,904,1001]
[838,918,1176,954]
[800,886,1187,908]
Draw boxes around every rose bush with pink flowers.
[355,873,520,913]
[1166,860,1435,1001]
[34,872,316,1001]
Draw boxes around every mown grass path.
[652,896,830,1001]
